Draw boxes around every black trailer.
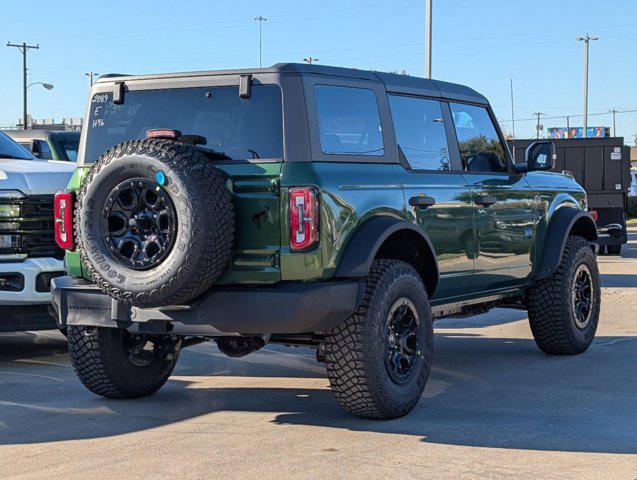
[508,137,631,255]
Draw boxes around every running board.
[431,290,524,319]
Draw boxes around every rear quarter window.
[314,85,384,156]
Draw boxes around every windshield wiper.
[0,154,28,159]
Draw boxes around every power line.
[498,108,637,124]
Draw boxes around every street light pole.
[7,41,40,130]
[609,109,617,137]
[510,78,515,139]
[425,0,432,78]
[255,16,267,68]
[577,34,598,138]
[534,112,544,139]
[303,57,319,64]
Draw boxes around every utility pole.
[425,0,432,78]
[255,16,267,68]
[509,79,515,139]
[7,41,40,130]
[303,57,319,64]
[609,108,617,137]
[566,115,570,135]
[576,33,598,138]
[85,72,99,87]
[534,112,544,139]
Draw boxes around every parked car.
[4,130,80,162]
[0,131,75,332]
[51,64,600,419]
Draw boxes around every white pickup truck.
[0,131,74,332]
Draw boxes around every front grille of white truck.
[0,195,63,259]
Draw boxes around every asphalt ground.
[1,228,636,479]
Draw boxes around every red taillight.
[54,191,75,250]
[146,128,181,139]
[589,209,598,222]
[289,187,319,252]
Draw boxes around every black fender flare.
[535,206,597,280]
[334,216,439,295]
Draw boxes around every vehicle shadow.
[0,331,67,363]
[1,332,635,454]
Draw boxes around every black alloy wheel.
[384,297,420,384]
[102,178,177,270]
[572,264,594,329]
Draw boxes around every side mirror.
[524,140,556,171]
[30,140,41,158]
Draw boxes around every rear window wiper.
[197,146,232,160]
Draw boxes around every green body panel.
[462,173,537,292]
[214,162,282,283]
[66,159,587,304]
[393,168,475,300]
[279,162,405,281]
[524,171,587,279]
[60,67,592,314]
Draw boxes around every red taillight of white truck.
[289,187,319,252]
[54,191,75,250]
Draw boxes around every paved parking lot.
[1,228,636,479]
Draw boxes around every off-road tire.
[607,244,622,255]
[528,236,600,355]
[67,325,180,398]
[76,139,234,308]
[324,260,433,420]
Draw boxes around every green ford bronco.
[51,64,600,419]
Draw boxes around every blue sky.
[2,0,636,142]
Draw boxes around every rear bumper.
[594,223,627,247]
[51,276,362,335]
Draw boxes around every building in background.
[7,116,83,132]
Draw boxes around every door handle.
[475,195,497,207]
[409,196,436,208]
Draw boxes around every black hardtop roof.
[95,63,487,104]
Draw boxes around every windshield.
[0,132,33,160]
[84,85,283,163]
[51,133,80,161]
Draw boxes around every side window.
[314,85,384,156]
[450,103,507,173]
[388,95,450,171]
[37,140,53,159]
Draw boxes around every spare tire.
[76,139,234,307]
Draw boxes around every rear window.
[51,134,79,161]
[314,85,384,156]
[84,85,283,163]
